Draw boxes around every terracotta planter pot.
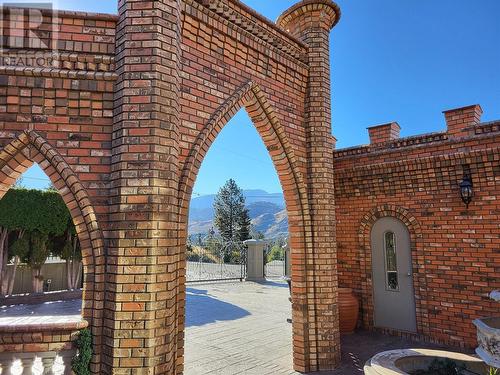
[339,288,359,334]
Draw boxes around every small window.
[384,231,399,291]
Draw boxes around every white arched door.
[371,217,417,332]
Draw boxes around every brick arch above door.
[357,204,430,339]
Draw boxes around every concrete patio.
[185,281,295,375]
[0,281,461,374]
[184,281,456,375]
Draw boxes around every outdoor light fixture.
[459,174,473,209]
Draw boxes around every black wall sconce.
[459,174,473,209]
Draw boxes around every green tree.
[237,208,251,242]
[213,179,250,242]
[0,188,73,295]
[267,244,284,262]
[72,328,92,375]
[28,231,51,293]
[54,222,82,291]
[3,230,29,295]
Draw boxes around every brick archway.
[176,80,314,372]
[0,130,105,367]
[358,205,430,338]
[178,81,309,214]
[0,0,343,373]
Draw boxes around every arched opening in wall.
[0,133,105,373]
[183,108,295,374]
[0,162,85,306]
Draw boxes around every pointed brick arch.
[0,130,105,361]
[178,81,309,221]
[176,81,315,371]
[358,205,430,339]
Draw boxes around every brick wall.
[1,0,497,372]
[0,0,344,373]
[334,105,500,347]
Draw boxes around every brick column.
[278,0,341,371]
[107,0,182,373]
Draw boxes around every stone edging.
[0,320,88,333]
[0,289,82,306]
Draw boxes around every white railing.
[0,350,74,375]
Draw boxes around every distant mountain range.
[188,189,288,238]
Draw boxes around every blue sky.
[9,0,500,194]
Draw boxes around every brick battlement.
[334,131,449,158]
[334,105,500,160]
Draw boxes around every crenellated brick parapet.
[334,105,500,161]
[367,122,401,145]
[444,104,483,137]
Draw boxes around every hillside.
[188,190,288,238]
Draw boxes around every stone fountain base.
[364,349,486,375]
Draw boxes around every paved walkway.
[1,281,459,374]
[185,281,456,375]
[185,281,296,375]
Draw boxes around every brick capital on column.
[277,0,341,35]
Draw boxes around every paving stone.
[185,281,463,375]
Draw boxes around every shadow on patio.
[185,287,250,327]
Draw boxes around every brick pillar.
[107,0,182,373]
[244,239,266,282]
[368,122,401,145]
[278,0,341,372]
[443,104,483,138]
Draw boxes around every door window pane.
[384,231,399,291]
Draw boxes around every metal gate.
[264,243,286,279]
[186,235,246,283]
